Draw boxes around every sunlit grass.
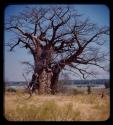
[4,90,110,121]
[5,99,81,121]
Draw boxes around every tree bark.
[51,73,59,94]
[29,47,62,95]
[51,65,61,94]
[30,63,61,95]
[38,68,47,94]
[30,66,54,95]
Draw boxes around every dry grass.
[4,89,110,121]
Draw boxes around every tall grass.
[4,89,110,121]
[5,100,81,121]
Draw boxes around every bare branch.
[68,64,96,79]
[5,6,109,81]
[6,26,25,35]
[83,27,109,48]
[9,38,21,51]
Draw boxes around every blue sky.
[4,4,110,81]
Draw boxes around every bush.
[72,88,84,95]
[6,88,16,93]
[104,82,110,88]
[87,86,91,94]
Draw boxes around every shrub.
[72,88,84,95]
[6,88,16,93]
[87,85,91,94]
[104,82,110,88]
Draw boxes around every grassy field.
[4,88,110,121]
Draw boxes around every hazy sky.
[4,4,110,81]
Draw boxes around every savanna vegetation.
[4,5,110,121]
[4,87,110,121]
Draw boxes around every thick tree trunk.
[51,65,61,94]
[30,50,61,95]
[51,73,59,94]
[30,67,53,95]
[30,66,61,95]
[38,68,47,94]
[38,68,53,94]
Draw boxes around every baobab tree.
[5,5,109,94]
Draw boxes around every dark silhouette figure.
[87,85,91,94]
[101,90,105,98]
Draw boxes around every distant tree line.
[58,79,110,88]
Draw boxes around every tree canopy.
[5,5,109,79]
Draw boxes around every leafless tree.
[5,5,109,94]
